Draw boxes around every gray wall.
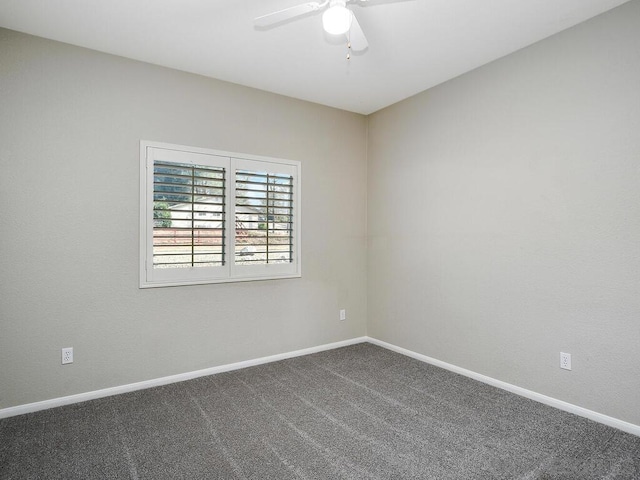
[367,1,640,425]
[0,29,368,408]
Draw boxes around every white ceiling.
[0,0,631,114]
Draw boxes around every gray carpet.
[1,343,639,479]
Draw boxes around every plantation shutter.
[230,157,299,279]
[235,169,294,265]
[142,146,231,286]
[141,142,300,287]
[152,160,226,268]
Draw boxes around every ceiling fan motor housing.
[323,0,353,35]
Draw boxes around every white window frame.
[140,141,301,288]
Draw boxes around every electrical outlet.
[62,347,73,365]
[560,352,571,370]
[339,309,346,321]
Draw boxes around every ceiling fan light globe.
[322,5,352,35]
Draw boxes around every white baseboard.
[3,335,638,438]
[0,336,367,420]
[366,336,640,438]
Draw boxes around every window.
[140,141,301,287]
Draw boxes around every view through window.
[140,141,301,287]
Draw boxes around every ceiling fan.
[255,0,400,53]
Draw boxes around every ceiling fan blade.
[348,13,368,51]
[255,2,322,27]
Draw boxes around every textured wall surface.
[0,29,368,408]
[367,1,640,425]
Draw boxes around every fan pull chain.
[346,28,351,60]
